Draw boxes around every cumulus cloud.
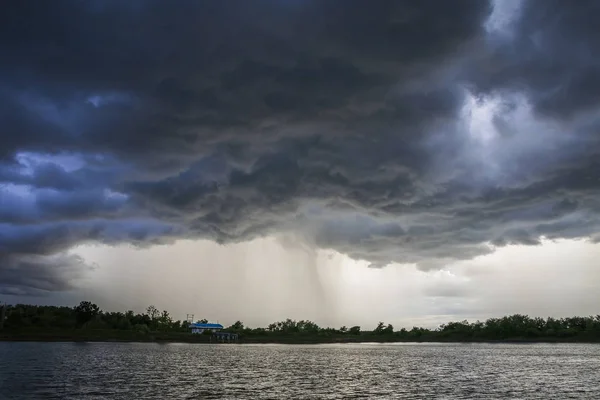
[1,0,599,294]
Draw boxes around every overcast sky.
[1,0,600,329]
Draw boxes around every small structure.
[189,322,223,334]
[213,331,239,343]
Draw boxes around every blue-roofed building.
[189,322,223,334]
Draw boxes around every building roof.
[190,323,223,329]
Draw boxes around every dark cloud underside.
[1,0,600,293]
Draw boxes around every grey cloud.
[0,253,92,295]
[423,281,473,299]
[1,219,181,255]
[470,0,600,120]
[0,188,129,224]
[26,163,82,191]
[2,1,600,294]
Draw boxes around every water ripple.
[1,342,599,399]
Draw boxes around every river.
[1,342,599,399]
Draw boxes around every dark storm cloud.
[0,253,91,295]
[470,0,600,120]
[1,0,600,294]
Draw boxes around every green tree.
[229,321,244,331]
[349,326,361,334]
[146,305,160,330]
[134,323,150,334]
[74,301,100,327]
[146,305,159,320]
[158,310,172,330]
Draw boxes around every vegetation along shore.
[1,302,599,344]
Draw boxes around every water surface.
[1,342,599,399]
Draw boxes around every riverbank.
[0,329,212,343]
[2,329,599,344]
[3,303,599,345]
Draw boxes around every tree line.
[1,301,600,342]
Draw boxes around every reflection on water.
[1,342,599,399]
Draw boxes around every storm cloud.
[1,0,600,294]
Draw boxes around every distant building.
[212,331,239,343]
[189,322,223,334]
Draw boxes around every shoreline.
[2,333,598,345]
[3,304,598,346]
